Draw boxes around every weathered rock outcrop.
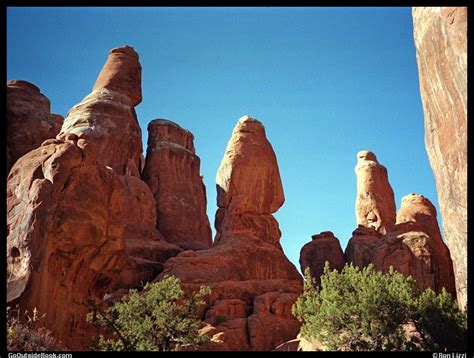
[7,141,180,350]
[412,7,467,309]
[7,140,131,349]
[345,225,382,269]
[7,80,63,174]
[372,194,456,295]
[57,46,143,177]
[159,115,302,351]
[299,231,345,284]
[7,47,182,350]
[142,119,212,250]
[355,150,396,234]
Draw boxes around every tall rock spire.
[93,45,142,106]
[355,150,396,234]
[7,47,181,349]
[142,119,212,250]
[215,115,285,245]
[57,45,143,177]
[159,115,302,351]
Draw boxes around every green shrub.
[87,275,211,351]
[415,287,467,351]
[292,263,466,351]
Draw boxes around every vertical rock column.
[412,7,467,309]
[355,150,396,234]
[57,45,144,177]
[142,119,212,250]
[215,115,285,246]
[159,115,302,351]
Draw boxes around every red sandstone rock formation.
[159,115,302,351]
[142,119,212,250]
[118,174,182,285]
[7,80,63,173]
[215,116,285,245]
[7,47,183,350]
[7,141,130,349]
[57,46,143,177]
[299,231,345,284]
[372,194,456,295]
[355,150,396,235]
[412,7,467,309]
[345,225,382,269]
[6,139,181,349]
[93,46,142,106]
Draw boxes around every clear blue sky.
[7,7,439,272]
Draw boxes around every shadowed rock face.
[57,46,143,177]
[7,80,63,174]
[412,6,467,309]
[142,119,212,251]
[159,115,302,351]
[355,150,396,235]
[299,231,346,284]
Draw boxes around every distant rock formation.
[7,80,63,174]
[299,231,345,284]
[412,6,467,309]
[301,151,457,299]
[159,115,302,351]
[355,150,396,235]
[7,46,181,350]
[57,46,144,177]
[142,119,212,250]
[372,194,456,296]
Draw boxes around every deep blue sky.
[7,7,439,271]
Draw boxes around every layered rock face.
[7,46,182,349]
[355,150,396,235]
[7,80,63,174]
[159,116,302,351]
[372,194,456,295]
[412,7,467,309]
[299,231,345,284]
[142,119,212,250]
[57,46,143,177]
